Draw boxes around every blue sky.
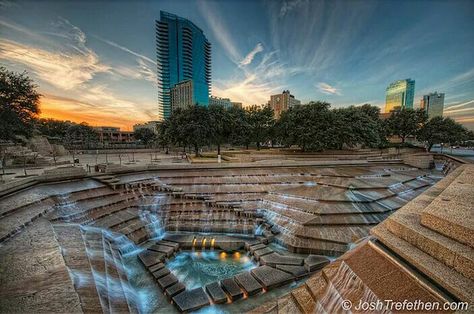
[1,0,473,130]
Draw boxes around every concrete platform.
[220,278,244,300]
[148,262,165,273]
[151,267,170,279]
[251,265,294,289]
[172,287,210,312]
[260,253,304,267]
[234,272,263,295]
[138,251,165,268]
[205,282,228,304]
[304,255,330,272]
[276,265,308,278]
[157,273,178,290]
[165,282,185,297]
[253,247,274,260]
[148,244,175,257]
[158,240,180,252]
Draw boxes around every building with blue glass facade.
[385,79,415,113]
[156,11,211,120]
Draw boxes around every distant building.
[385,79,415,113]
[94,127,134,143]
[209,96,232,109]
[268,90,301,119]
[133,121,161,134]
[156,11,211,120]
[170,80,194,110]
[231,102,243,109]
[420,92,444,119]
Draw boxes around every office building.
[93,127,134,143]
[156,11,211,119]
[133,121,161,134]
[385,79,415,113]
[420,92,444,119]
[170,80,194,110]
[268,90,301,119]
[209,96,232,109]
[231,102,243,109]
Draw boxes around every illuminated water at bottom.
[167,250,257,289]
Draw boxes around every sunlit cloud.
[239,43,263,67]
[445,99,474,111]
[316,82,341,95]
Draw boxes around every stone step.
[382,167,474,281]
[420,166,474,248]
[371,222,473,303]
[103,238,130,314]
[53,224,104,313]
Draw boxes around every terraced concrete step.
[381,167,474,281]
[420,166,474,248]
[371,223,473,303]
[53,224,103,313]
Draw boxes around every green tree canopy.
[64,123,98,149]
[384,108,427,143]
[134,127,156,147]
[417,116,471,151]
[247,105,274,150]
[208,104,231,154]
[0,67,40,141]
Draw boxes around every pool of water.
[167,250,257,289]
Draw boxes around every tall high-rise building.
[385,79,415,113]
[156,11,211,120]
[268,90,301,119]
[420,92,444,119]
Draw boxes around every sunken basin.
[0,159,445,313]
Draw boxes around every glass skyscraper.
[421,92,444,119]
[385,79,415,113]
[156,11,211,120]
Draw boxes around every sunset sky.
[1,0,473,130]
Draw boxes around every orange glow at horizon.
[39,95,146,131]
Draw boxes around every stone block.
[148,262,165,273]
[276,265,308,278]
[138,251,164,268]
[253,247,274,260]
[205,282,228,304]
[304,255,330,272]
[220,278,244,300]
[152,267,170,279]
[234,272,262,295]
[251,265,294,289]
[249,243,266,253]
[260,253,304,267]
[157,273,178,290]
[158,240,180,252]
[165,282,185,297]
[172,287,210,312]
[148,244,174,257]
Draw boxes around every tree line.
[1,67,472,156]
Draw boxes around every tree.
[418,116,471,151]
[208,104,231,155]
[384,109,427,143]
[247,105,274,150]
[0,67,40,141]
[134,128,156,147]
[228,106,250,148]
[64,122,98,154]
[36,118,71,139]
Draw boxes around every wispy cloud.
[239,43,264,67]
[445,99,474,111]
[0,39,109,90]
[93,35,156,65]
[197,1,241,63]
[279,0,307,18]
[316,82,341,95]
